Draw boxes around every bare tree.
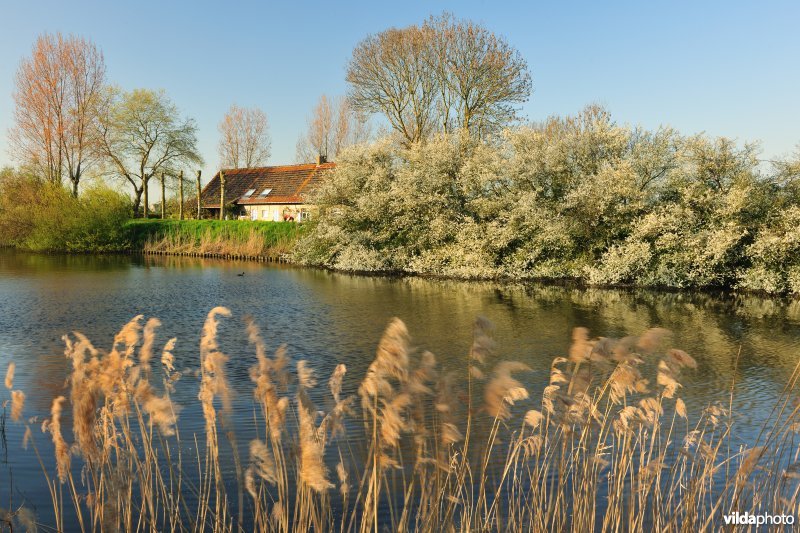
[218,105,271,168]
[296,95,371,162]
[97,88,202,217]
[346,14,532,142]
[9,33,107,196]
[346,25,438,145]
[425,14,532,136]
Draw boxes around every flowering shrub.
[295,106,800,293]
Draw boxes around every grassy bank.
[3,309,799,531]
[125,219,306,258]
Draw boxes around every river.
[1,250,798,527]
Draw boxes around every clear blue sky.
[1,0,798,182]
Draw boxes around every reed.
[4,309,800,531]
[4,362,24,423]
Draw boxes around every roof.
[200,162,335,208]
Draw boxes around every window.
[241,189,256,199]
[258,188,272,198]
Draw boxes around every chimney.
[316,154,327,165]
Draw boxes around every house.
[200,156,335,221]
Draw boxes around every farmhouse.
[200,157,335,221]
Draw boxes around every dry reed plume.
[5,362,15,389]
[4,309,800,531]
[4,361,25,422]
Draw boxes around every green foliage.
[295,106,800,293]
[0,169,132,252]
[0,168,304,256]
[98,87,203,217]
[63,186,132,251]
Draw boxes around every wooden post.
[160,171,166,219]
[143,179,149,218]
[179,170,184,220]
[196,170,202,219]
[219,171,226,221]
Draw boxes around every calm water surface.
[1,251,799,525]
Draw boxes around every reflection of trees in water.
[302,275,800,385]
[1,250,132,273]
[4,251,799,422]
[524,286,800,376]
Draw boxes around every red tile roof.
[200,162,335,208]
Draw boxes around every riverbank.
[126,219,305,260]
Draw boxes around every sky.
[0,0,798,185]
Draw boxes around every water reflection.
[2,251,798,414]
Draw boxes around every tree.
[217,105,271,168]
[425,14,532,136]
[347,25,437,145]
[774,145,800,187]
[97,88,202,217]
[9,33,107,196]
[296,95,371,162]
[346,13,532,144]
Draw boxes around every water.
[1,250,799,526]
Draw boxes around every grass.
[125,220,306,258]
[2,310,800,531]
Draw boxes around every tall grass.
[126,220,304,258]
[4,309,800,531]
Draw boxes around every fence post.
[196,170,202,219]
[160,171,166,219]
[219,170,226,221]
[179,170,184,220]
[143,179,149,218]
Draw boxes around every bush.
[64,186,133,251]
[295,106,800,293]
[0,170,132,252]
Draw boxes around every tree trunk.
[143,179,149,218]
[70,163,82,197]
[132,187,144,217]
[160,172,166,219]
[219,171,226,221]
[179,170,184,220]
[196,170,202,219]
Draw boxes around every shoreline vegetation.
[0,171,306,260]
[4,104,800,296]
[2,309,800,531]
[128,220,304,261]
